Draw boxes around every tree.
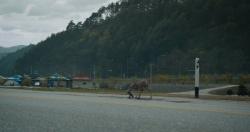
[237,85,248,96]
[66,20,76,31]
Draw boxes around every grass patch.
[2,86,250,101]
[31,87,127,95]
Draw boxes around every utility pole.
[93,64,96,81]
[126,59,128,79]
[120,64,123,79]
[150,64,153,85]
[194,58,200,98]
[149,63,153,99]
[30,66,33,75]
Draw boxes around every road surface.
[0,88,250,132]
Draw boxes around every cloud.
[0,0,118,47]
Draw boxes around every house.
[32,77,48,87]
[3,75,23,86]
[4,79,20,86]
[72,76,98,88]
[30,72,40,80]
[48,73,71,88]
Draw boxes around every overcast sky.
[0,0,118,47]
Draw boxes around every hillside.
[0,45,26,59]
[0,45,34,76]
[3,0,250,76]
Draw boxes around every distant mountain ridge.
[0,45,26,59]
[0,45,34,76]
[0,45,26,53]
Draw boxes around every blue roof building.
[3,75,23,86]
[48,73,71,88]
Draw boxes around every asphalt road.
[0,88,250,132]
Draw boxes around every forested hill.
[7,0,250,76]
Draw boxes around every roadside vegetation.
[13,86,249,101]
[210,84,250,96]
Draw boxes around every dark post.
[195,87,199,98]
[194,58,200,98]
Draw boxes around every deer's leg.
[127,91,134,99]
[137,90,141,99]
[135,90,139,99]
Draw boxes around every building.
[3,75,23,86]
[32,77,48,87]
[48,73,71,88]
[72,76,98,88]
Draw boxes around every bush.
[0,79,6,85]
[99,82,109,88]
[239,75,250,84]
[153,74,171,83]
[21,78,32,86]
[226,89,233,95]
[237,85,248,96]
